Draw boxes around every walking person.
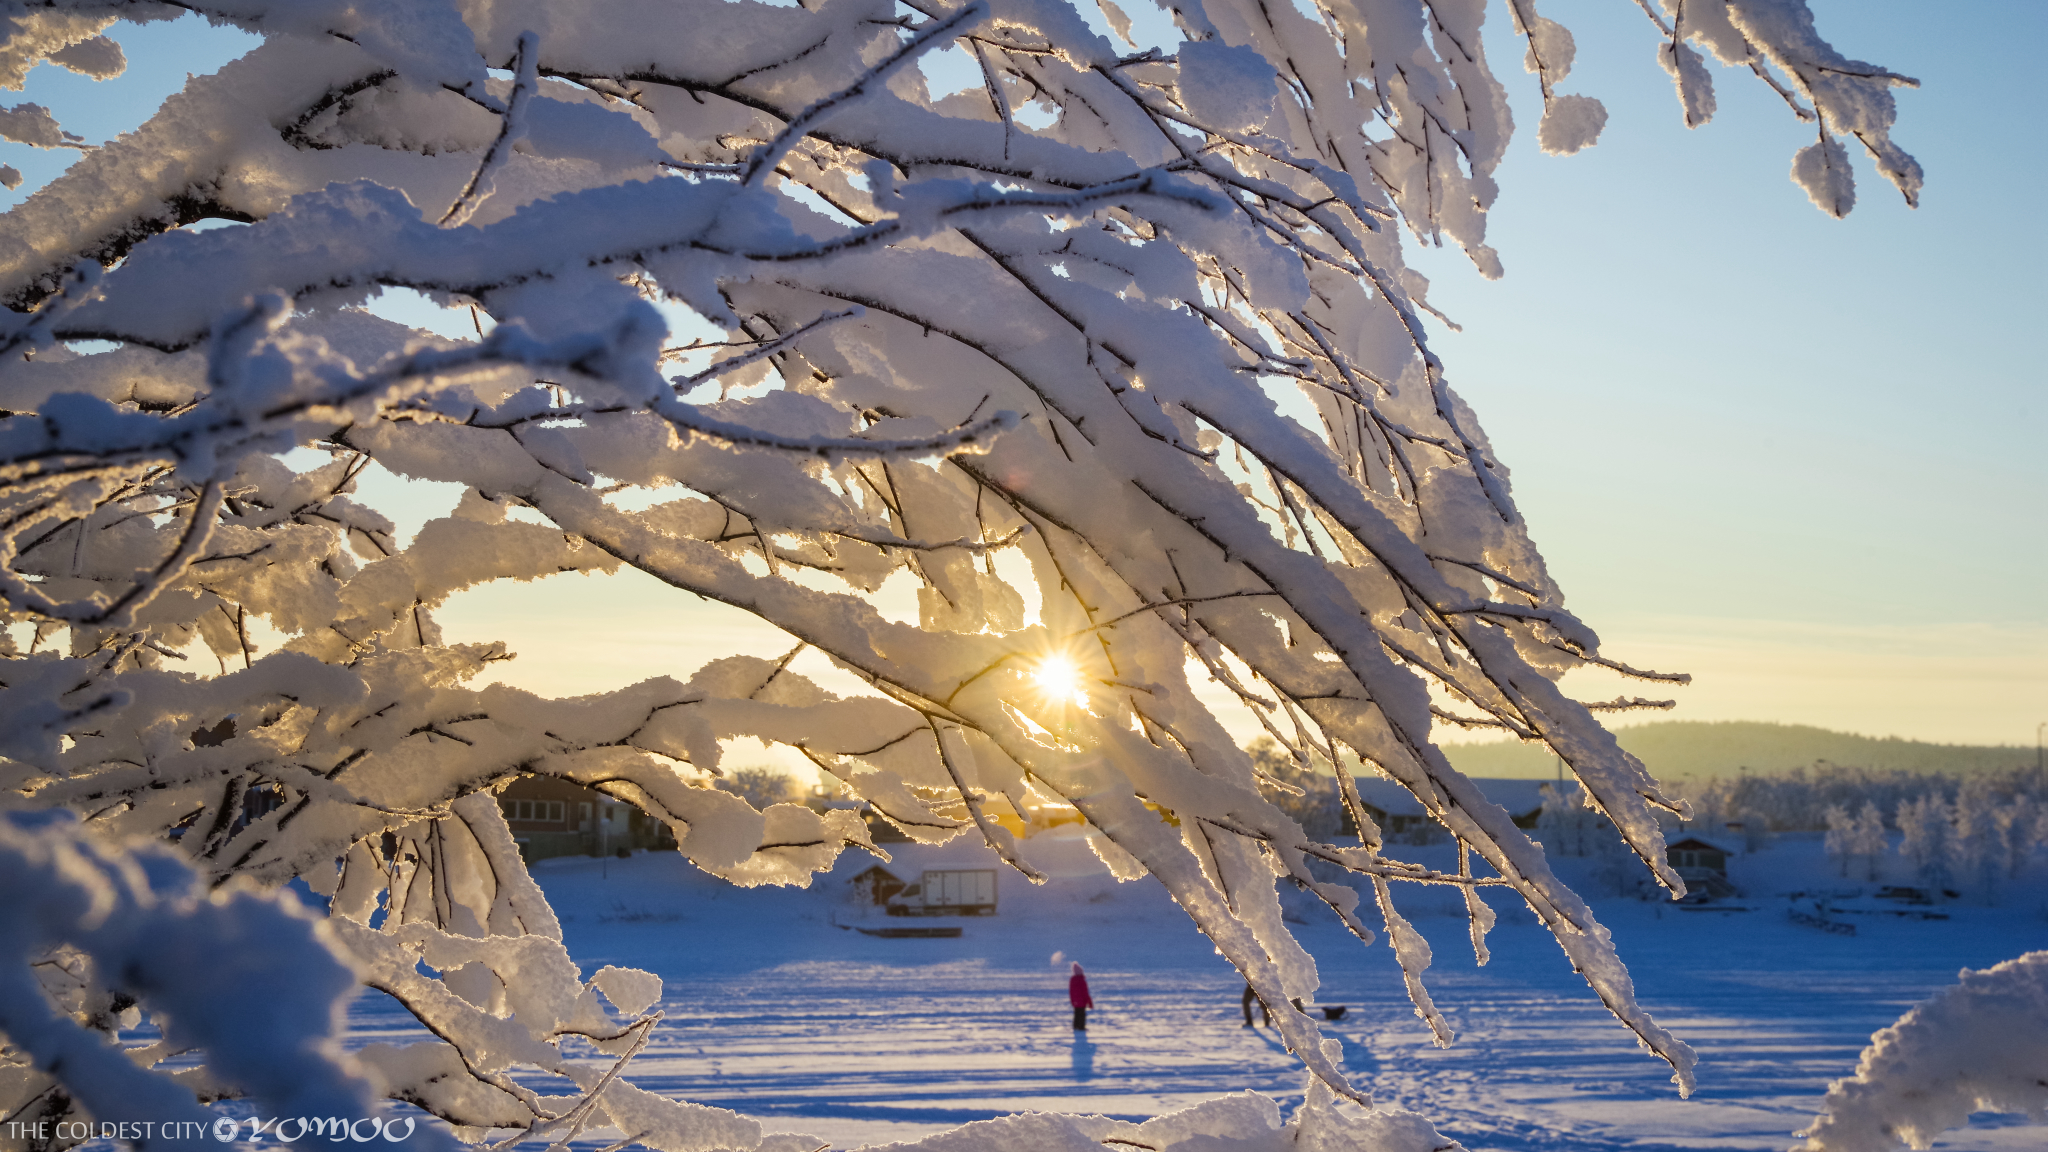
[1069,962,1093,1030]
[1241,983,1301,1026]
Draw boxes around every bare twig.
[443,31,539,227]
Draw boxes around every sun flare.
[1031,654,1086,707]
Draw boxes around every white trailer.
[888,868,997,916]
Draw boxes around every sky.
[1389,0,2046,748]
[4,3,2040,759]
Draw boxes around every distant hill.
[1441,721,2034,781]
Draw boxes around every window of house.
[501,799,565,823]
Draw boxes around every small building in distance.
[1666,836,1728,877]
[499,777,673,861]
[848,864,906,906]
[1350,777,1549,837]
[1666,836,1738,901]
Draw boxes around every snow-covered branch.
[0,812,415,1146]
[1797,951,2048,1152]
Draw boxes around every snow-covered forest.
[1674,765,2042,836]
[1528,769,2047,898]
[1262,736,2048,903]
[0,1,2037,1151]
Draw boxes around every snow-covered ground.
[338,828,2048,1151]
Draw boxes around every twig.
[677,307,865,389]
[741,2,988,187]
[443,31,539,227]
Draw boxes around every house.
[1475,779,1549,829]
[1349,777,1549,837]
[499,777,674,861]
[1666,837,1728,876]
[848,864,906,906]
[1666,836,1739,901]
[1348,778,1427,835]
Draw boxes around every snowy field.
[340,828,2048,1151]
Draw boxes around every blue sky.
[1389,0,2045,746]
[5,3,2039,748]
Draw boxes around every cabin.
[1481,779,1550,829]
[1349,777,1548,837]
[848,864,907,906]
[1666,837,1729,877]
[499,777,674,861]
[1666,836,1739,901]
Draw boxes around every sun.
[1031,654,1086,707]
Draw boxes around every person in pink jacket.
[1068,962,1093,1030]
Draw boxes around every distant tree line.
[1674,763,2044,835]
[1642,765,2047,900]
[1250,742,2048,904]
[1671,758,2039,828]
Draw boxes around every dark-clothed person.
[1242,983,1269,1027]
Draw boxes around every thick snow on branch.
[0,811,429,1146]
[0,0,1932,1147]
[1624,0,1922,214]
[1796,951,2048,1152]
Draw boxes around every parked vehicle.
[887,869,998,917]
